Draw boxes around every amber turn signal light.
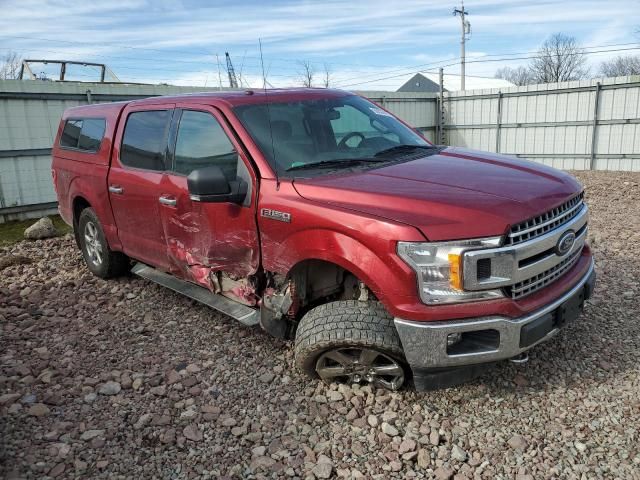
[448,253,463,290]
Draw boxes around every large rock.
[98,381,121,396]
[508,434,529,451]
[312,455,334,479]
[24,217,59,240]
[183,424,203,442]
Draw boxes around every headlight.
[397,238,504,305]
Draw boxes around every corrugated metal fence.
[444,76,640,171]
[0,76,639,220]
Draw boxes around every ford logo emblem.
[556,230,576,256]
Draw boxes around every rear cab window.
[59,118,106,152]
[120,110,171,171]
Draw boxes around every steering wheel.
[338,132,366,149]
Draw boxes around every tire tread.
[294,300,406,379]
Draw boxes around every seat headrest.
[271,120,292,140]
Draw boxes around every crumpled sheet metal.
[162,208,259,303]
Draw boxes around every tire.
[294,300,408,390]
[78,208,129,279]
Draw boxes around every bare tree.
[598,55,640,77]
[494,66,534,86]
[321,63,333,88]
[530,33,589,83]
[0,51,22,80]
[297,60,316,87]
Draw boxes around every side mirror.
[187,166,247,204]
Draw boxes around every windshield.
[234,95,431,176]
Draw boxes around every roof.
[395,72,514,92]
[128,88,351,108]
[63,88,353,114]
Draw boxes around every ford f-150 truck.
[52,88,595,391]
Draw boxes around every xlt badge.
[261,208,291,223]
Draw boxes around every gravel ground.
[1,171,639,480]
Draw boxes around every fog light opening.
[447,332,462,347]
[447,329,501,355]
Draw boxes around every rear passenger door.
[108,104,175,269]
[158,105,260,286]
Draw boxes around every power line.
[3,36,639,88]
[335,45,640,88]
[4,36,639,84]
[333,41,640,86]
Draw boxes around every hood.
[292,147,582,241]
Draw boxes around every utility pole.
[438,67,445,144]
[453,1,471,91]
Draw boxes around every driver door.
[157,105,260,288]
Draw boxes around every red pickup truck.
[52,88,595,391]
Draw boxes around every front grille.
[505,249,582,300]
[507,192,585,246]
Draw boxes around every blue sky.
[1,0,639,90]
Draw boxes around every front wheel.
[294,300,408,391]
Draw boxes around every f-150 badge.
[261,208,291,223]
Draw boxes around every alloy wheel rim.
[315,347,405,390]
[84,221,103,266]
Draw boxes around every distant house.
[396,72,514,93]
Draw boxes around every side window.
[121,110,170,171]
[60,120,82,148]
[60,118,106,152]
[78,118,106,151]
[173,110,238,179]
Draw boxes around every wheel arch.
[263,228,407,312]
[72,195,92,247]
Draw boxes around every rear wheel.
[294,300,408,391]
[78,208,129,279]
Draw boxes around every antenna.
[259,39,279,188]
[215,53,223,89]
[238,49,248,88]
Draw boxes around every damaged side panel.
[158,172,261,305]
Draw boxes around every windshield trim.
[286,150,444,179]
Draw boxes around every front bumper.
[394,259,595,389]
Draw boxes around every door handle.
[159,195,177,207]
[108,185,123,194]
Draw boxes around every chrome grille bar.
[507,193,584,246]
[506,249,582,299]
[463,196,588,301]
[463,206,588,291]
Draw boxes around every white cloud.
[1,0,638,88]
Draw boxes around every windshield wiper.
[374,144,437,158]
[285,158,389,172]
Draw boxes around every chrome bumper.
[394,259,595,370]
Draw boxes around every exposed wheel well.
[287,259,364,312]
[261,259,374,340]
